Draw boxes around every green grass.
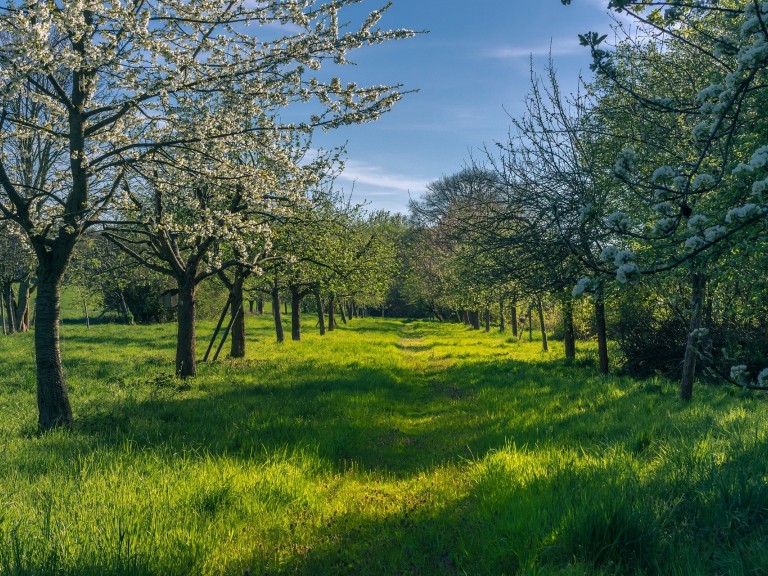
[1,314,768,575]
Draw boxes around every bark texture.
[35,275,73,429]
[229,278,246,358]
[176,274,198,378]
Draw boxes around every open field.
[2,314,768,575]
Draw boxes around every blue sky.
[312,0,624,214]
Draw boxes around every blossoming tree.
[563,0,768,397]
[0,0,414,429]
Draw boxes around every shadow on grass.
[11,343,707,482]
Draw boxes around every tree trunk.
[291,286,302,341]
[15,279,31,332]
[284,301,288,315]
[484,306,491,332]
[34,274,73,430]
[339,301,347,324]
[2,283,16,335]
[248,299,254,314]
[0,294,5,335]
[594,296,609,375]
[499,299,505,332]
[463,309,470,325]
[328,293,336,331]
[511,300,518,337]
[537,298,548,352]
[176,274,198,378]
[315,290,326,335]
[528,305,533,342]
[82,295,90,329]
[470,309,480,330]
[257,297,264,315]
[681,272,707,401]
[118,290,133,325]
[272,286,284,343]
[229,277,246,358]
[563,294,576,360]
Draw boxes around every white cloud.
[488,38,583,60]
[339,160,431,193]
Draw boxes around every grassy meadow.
[2,307,768,575]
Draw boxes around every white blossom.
[654,217,676,234]
[672,175,688,191]
[751,177,768,198]
[651,166,676,183]
[684,235,706,251]
[572,276,592,298]
[606,211,632,231]
[599,246,617,263]
[758,368,768,386]
[703,225,727,242]
[613,249,635,267]
[725,203,761,223]
[730,365,748,381]
[691,173,715,190]
[614,148,637,178]
[687,214,709,232]
[616,262,639,284]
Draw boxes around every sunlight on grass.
[2,315,768,574]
